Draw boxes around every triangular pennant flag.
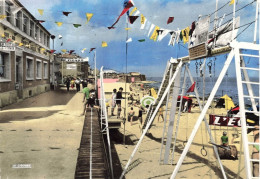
[129,16,139,24]
[73,24,82,28]
[187,82,196,93]
[62,11,72,16]
[134,10,140,16]
[129,7,137,16]
[81,48,87,53]
[125,28,131,30]
[38,9,44,15]
[61,49,67,53]
[11,7,22,14]
[108,26,116,29]
[167,17,174,24]
[58,35,62,39]
[138,39,145,42]
[69,50,75,55]
[37,20,45,23]
[50,50,56,54]
[229,0,235,5]
[89,48,96,53]
[126,38,132,43]
[140,14,147,30]
[101,41,108,47]
[18,43,23,46]
[157,29,171,41]
[0,15,7,20]
[110,0,133,28]
[6,39,11,42]
[150,26,160,41]
[182,27,190,44]
[148,24,155,37]
[168,31,178,46]
[55,22,63,27]
[86,13,93,24]
[40,48,45,52]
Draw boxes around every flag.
[58,35,62,39]
[73,24,82,28]
[61,42,63,46]
[182,27,190,44]
[110,0,133,28]
[86,13,93,24]
[0,15,7,20]
[126,38,132,43]
[168,31,178,46]
[150,26,160,41]
[62,11,72,16]
[69,50,75,55]
[157,29,170,41]
[140,14,147,29]
[38,9,44,15]
[81,48,87,53]
[61,49,67,53]
[133,10,140,16]
[36,20,45,23]
[187,82,196,93]
[1,34,5,37]
[138,39,145,42]
[125,28,131,30]
[229,0,235,5]
[167,17,174,24]
[108,26,115,29]
[50,50,56,53]
[18,43,23,46]
[102,41,108,47]
[6,39,11,42]
[55,22,63,27]
[129,16,139,24]
[129,7,137,16]
[148,24,155,37]
[89,48,96,53]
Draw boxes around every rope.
[225,0,256,17]
[233,21,255,40]
[209,1,230,17]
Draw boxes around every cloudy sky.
[19,0,258,77]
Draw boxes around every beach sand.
[104,81,248,179]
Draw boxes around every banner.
[62,58,89,62]
[209,114,241,127]
[66,64,77,70]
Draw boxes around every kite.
[167,17,174,24]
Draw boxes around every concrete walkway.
[0,87,84,179]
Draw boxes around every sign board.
[188,16,210,60]
[0,42,15,51]
[66,63,77,70]
[209,114,241,127]
[61,57,89,62]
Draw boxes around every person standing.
[128,107,135,126]
[158,107,164,122]
[111,89,117,116]
[65,78,70,92]
[81,85,90,115]
[138,105,144,125]
[75,78,81,92]
[116,87,124,118]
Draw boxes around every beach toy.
[140,96,155,108]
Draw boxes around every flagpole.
[124,14,128,147]
[94,49,97,91]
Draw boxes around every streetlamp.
[50,35,55,89]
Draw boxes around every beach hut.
[215,94,235,110]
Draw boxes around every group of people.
[111,87,124,118]
[65,77,89,92]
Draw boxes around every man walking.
[82,84,90,115]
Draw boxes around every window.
[26,57,34,80]
[23,15,28,34]
[0,52,10,81]
[35,26,39,40]
[40,30,43,43]
[44,33,46,46]
[15,11,22,29]
[30,20,34,37]
[43,62,48,79]
[47,36,50,47]
[36,60,42,79]
[5,2,11,23]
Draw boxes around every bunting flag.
[168,31,178,46]
[38,9,44,15]
[101,41,108,47]
[157,29,171,41]
[182,27,190,44]
[229,0,235,5]
[125,28,131,30]
[61,42,63,46]
[36,20,45,23]
[86,13,93,24]
[1,34,5,37]
[6,39,11,42]
[167,17,174,24]
[147,24,155,37]
[126,37,132,43]
[40,48,45,52]
[150,26,160,41]
[50,50,56,53]
[109,0,133,28]
[187,82,196,93]
[129,16,139,24]
[11,7,22,14]
[58,35,62,39]
[133,10,140,16]
[73,24,82,28]
[61,49,67,53]
[89,48,96,53]
[129,7,137,16]
[69,50,75,55]
[81,48,87,53]
[62,11,72,16]
[140,14,147,29]
[55,22,63,27]
[18,43,23,46]
[0,15,7,20]
[138,39,145,42]
[108,27,115,29]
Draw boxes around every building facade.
[0,0,52,108]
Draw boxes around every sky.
[19,0,259,77]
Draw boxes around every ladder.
[142,60,178,130]
[234,42,260,179]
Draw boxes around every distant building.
[103,71,146,83]
[0,0,52,108]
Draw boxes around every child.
[221,131,228,146]
[128,107,135,126]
